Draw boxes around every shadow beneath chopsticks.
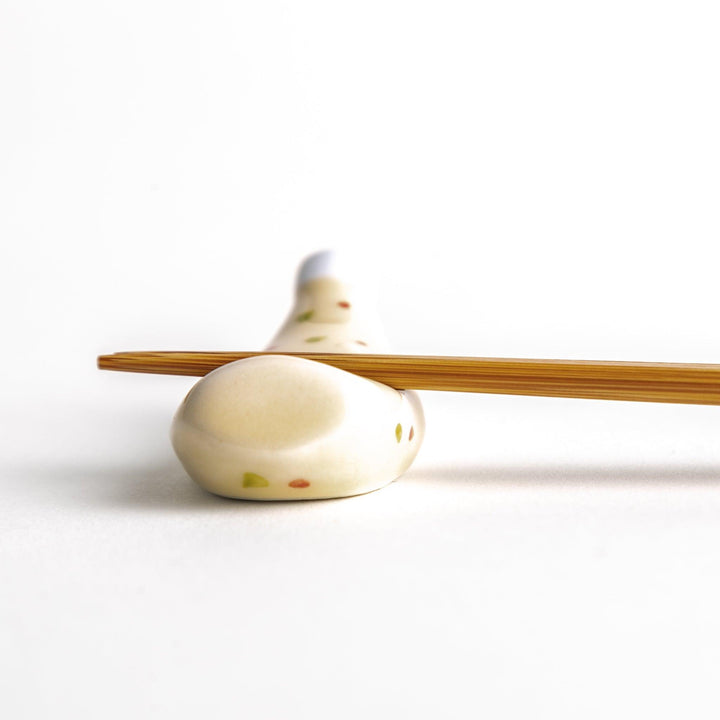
[407,462,720,489]
[7,457,719,515]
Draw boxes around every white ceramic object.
[171,250,425,500]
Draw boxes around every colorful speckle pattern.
[296,310,314,322]
[338,301,351,309]
[395,423,402,442]
[305,336,326,343]
[289,479,310,488]
[409,426,415,441]
[243,472,269,488]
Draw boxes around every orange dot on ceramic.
[338,301,351,309]
[355,340,368,346]
[409,426,415,441]
[289,479,310,488]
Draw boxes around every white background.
[2,1,719,717]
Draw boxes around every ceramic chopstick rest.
[171,251,425,500]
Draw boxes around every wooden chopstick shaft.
[97,351,720,406]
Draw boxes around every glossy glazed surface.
[171,252,425,499]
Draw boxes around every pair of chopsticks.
[97,351,720,406]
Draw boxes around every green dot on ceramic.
[243,472,269,488]
[305,336,326,343]
[395,423,402,442]
[296,310,314,322]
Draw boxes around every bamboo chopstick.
[97,351,720,406]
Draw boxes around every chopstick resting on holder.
[97,351,720,406]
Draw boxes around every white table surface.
[3,378,720,718]
[2,2,720,717]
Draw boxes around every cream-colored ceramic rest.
[170,251,425,500]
